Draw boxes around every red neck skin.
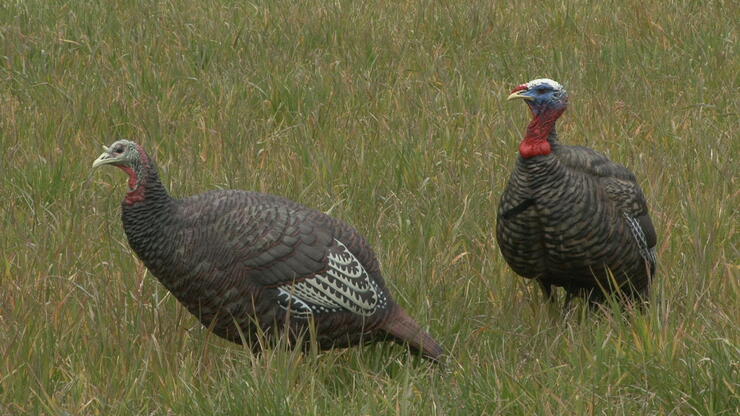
[118,145,149,205]
[117,165,145,205]
[519,107,565,158]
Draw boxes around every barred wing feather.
[277,240,386,317]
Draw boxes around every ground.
[0,0,737,414]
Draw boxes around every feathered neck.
[119,149,174,270]
[519,107,565,158]
[118,147,170,206]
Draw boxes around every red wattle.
[116,165,145,204]
[518,107,565,158]
[519,139,551,158]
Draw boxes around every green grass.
[1,0,737,414]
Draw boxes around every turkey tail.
[380,304,445,362]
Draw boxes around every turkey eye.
[537,88,547,94]
[114,146,124,154]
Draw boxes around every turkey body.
[96,140,443,360]
[125,189,397,349]
[496,139,657,303]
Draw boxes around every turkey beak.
[507,90,534,101]
[92,147,116,169]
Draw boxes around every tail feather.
[381,305,445,362]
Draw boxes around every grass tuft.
[1,0,737,414]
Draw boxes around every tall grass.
[1,0,737,414]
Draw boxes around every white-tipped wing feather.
[623,213,658,266]
[277,240,388,317]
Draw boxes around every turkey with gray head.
[93,140,444,361]
[496,79,657,306]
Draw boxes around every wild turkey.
[92,139,444,361]
[496,78,657,305]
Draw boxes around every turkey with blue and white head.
[496,78,657,306]
[92,139,444,360]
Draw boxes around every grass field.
[1,0,737,414]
